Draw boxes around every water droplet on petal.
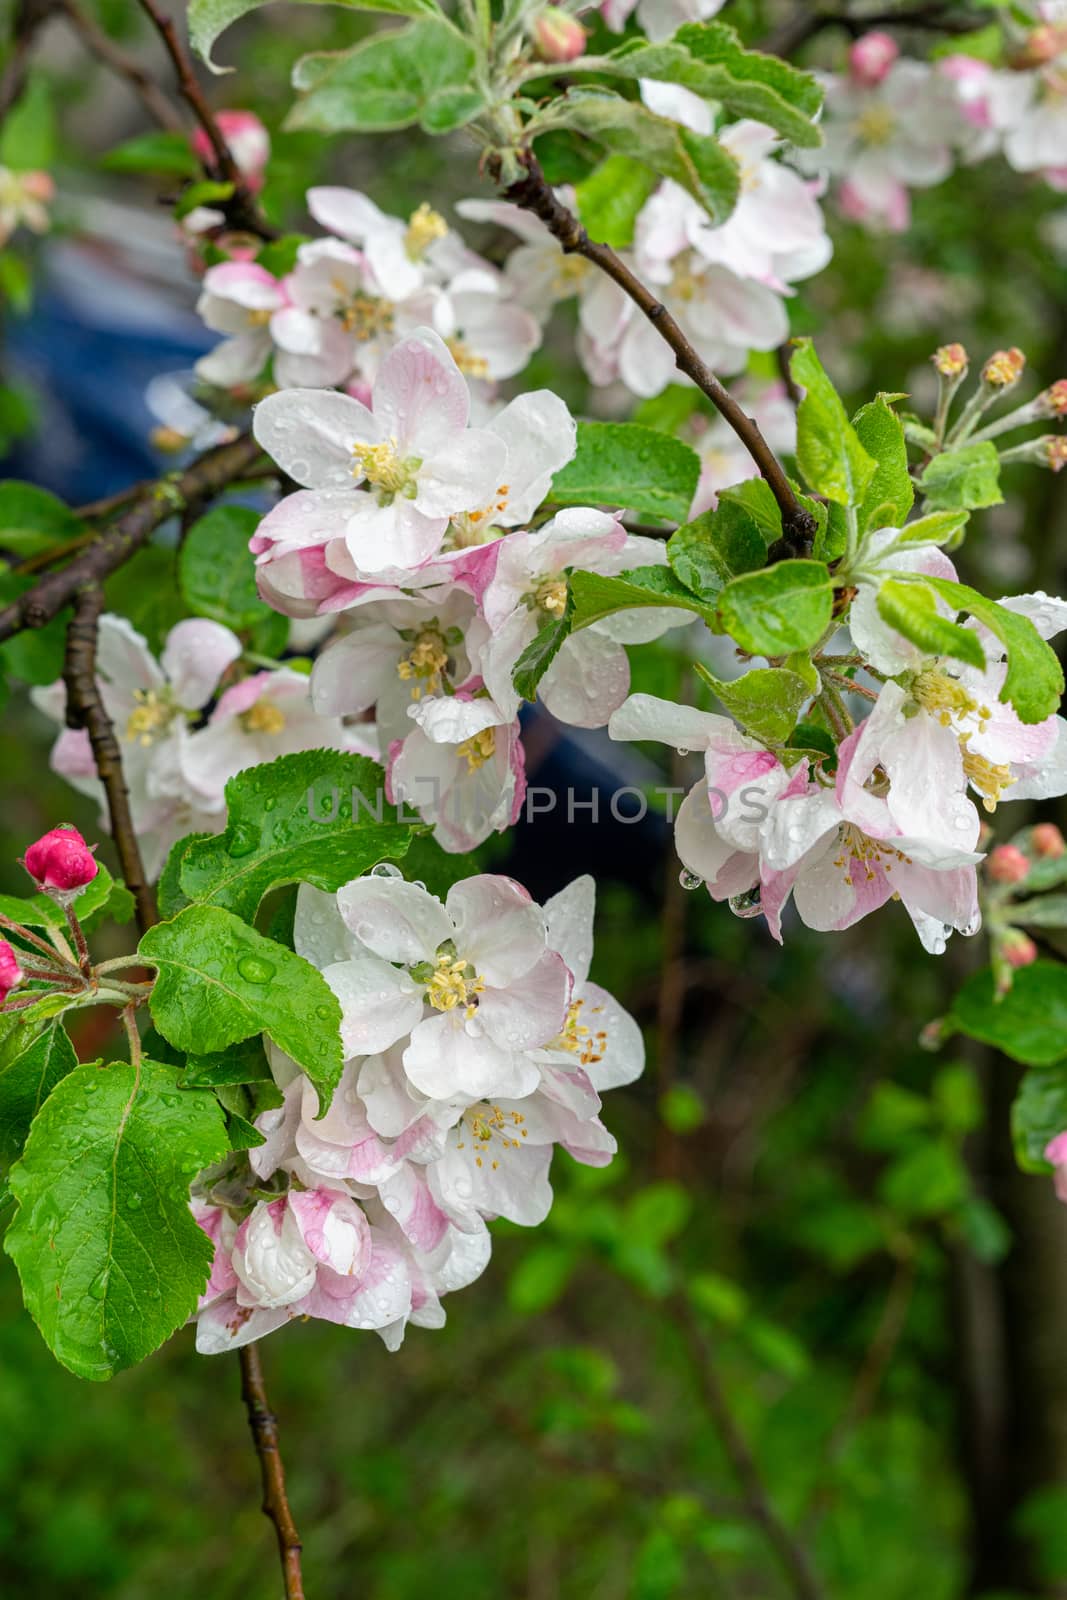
[678,869,704,891]
[728,887,763,919]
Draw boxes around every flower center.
[670,251,704,302]
[446,484,512,548]
[396,629,450,700]
[247,307,273,328]
[551,996,608,1066]
[832,824,911,885]
[446,336,489,379]
[125,689,176,747]
[534,577,569,617]
[911,667,986,728]
[552,255,591,297]
[336,292,395,341]
[425,953,484,1014]
[455,1103,529,1170]
[351,439,420,500]
[855,103,896,146]
[241,699,287,735]
[457,728,496,772]
[404,203,448,260]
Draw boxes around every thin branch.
[135,0,279,239]
[0,432,263,645]
[494,153,817,554]
[58,0,183,131]
[761,2,980,56]
[0,0,55,122]
[62,585,158,933]
[674,1296,828,1600]
[239,1342,306,1600]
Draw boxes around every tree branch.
[135,0,279,239]
[674,1296,827,1600]
[0,0,56,121]
[762,2,981,57]
[57,0,184,132]
[62,584,158,933]
[494,153,817,553]
[0,432,263,645]
[239,1342,306,1600]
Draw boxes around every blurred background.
[3,1,1067,1596]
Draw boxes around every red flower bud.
[848,31,899,87]
[1032,823,1066,858]
[532,7,587,62]
[987,843,1030,884]
[0,939,24,1001]
[24,825,99,893]
[1003,929,1038,969]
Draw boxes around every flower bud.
[982,347,1026,389]
[1002,929,1038,969]
[987,843,1030,884]
[1032,823,1066,858]
[532,6,587,62]
[1045,437,1067,473]
[848,30,899,87]
[1038,379,1067,417]
[0,939,24,1001]
[192,110,270,191]
[1015,24,1067,68]
[933,342,968,379]
[24,825,99,893]
[232,1199,318,1308]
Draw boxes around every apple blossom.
[1032,822,1066,856]
[532,6,586,62]
[601,0,725,45]
[0,940,24,1002]
[23,824,98,893]
[0,166,53,246]
[387,693,526,853]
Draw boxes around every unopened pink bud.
[192,111,270,191]
[0,940,24,1000]
[1015,24,1067,68]
[24,825,99,892]
[1032,823,1066,858]
[849,31,899,87]
[988,844,1030,884]
[1039,379,1067,417]
[1003,929,1038,969]
[532,6,587,62]
[22,170,54,202]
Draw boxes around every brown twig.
[239,1342,306,1600]
[674,1295,827,1600]
[62,585,158,932]
[0,0,56,121]
[0,432,262,644]
[58,0,183,131]
[135,0,279,239]
[762,2,979,56]
[496,153,816,554]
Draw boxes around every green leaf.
[949,962,1067,1066]
[716,558,834,655]
[181,1037,273,1088]
[574,155,657,249]
[507,1244,577,1313]
[178,750,415,920]
[5,1059,228,1380]
[255,234,312,277]
[0,1018,78,1161]
[0,75,54,168]
[513,597,574,703]
[550,421,701,525]
[191,0,440,70]
[694,664,812,744]
[879,1139,967,1219]
[1009,893,1067,929]
[157,833,205,920]
[919,442,1002,511]
[875,578,987,671]
[289,20,483,136]
[174,179,235,220]
[569,566,709,632]
[895,510,969,546]
[598,23,823,148]
[0,481,84,557]
[178,504,270,630]
[101,132,200,178]
[0,862,133,938]
[0,252,32,316]
[140,905,344,1103]
[791,339,877,509]
[922,575,1064,724]
[717,478,783,547]
[1012,1064,1067,1172]
[538,88,740,225]
[852,394,914,532]
[667,498,771,600]
[105,544,185,655]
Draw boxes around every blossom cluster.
[193,869,643,1352]
[811,7,1067,233]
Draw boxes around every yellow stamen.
[351,439,415,496]
[535,577,569,617]
[426,954,484,1013]
[405,203,448,260]
[124,689,174,747]
[446,337,490,379]
[457,727,496,772]
[337,292,394,341]
[960,741,1014,812]
[855,104,896,145]
[396,631,450,700]
[241,700,286,735]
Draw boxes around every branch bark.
[58,0,184,132]
[239,1342,306,1600]
[495,152,817,554]
[0,432,263,645]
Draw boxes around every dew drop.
[126,1193,143,1211]
[228,824,259,859]
[370,863,403,880]
[88,1267,110,1301]
[237,955,275,984]
[728,887,763,919]
[678,869,704,891]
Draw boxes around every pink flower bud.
[0,939,24,1000]
[1003,930,1038,969]
[848,31,899,87]
[933,343,968,379]
[22,170,55,203]
[532,6,587,62]
[192,110,270,191]
[24,825,99,892]
[1032,823,1066,858]
[1045,437,1067,473]
[982,347,1026,389]
[988,844,1031,884]
[1039,379,1067,417]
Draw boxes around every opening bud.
[987,843,1030,884]
[23,825,99,894]
[932,343,968,379]
[0,939,24,1001]
[1045,437,1067,473]
[848,31,899,87]
[981,347,1026,389]
[1038,379,1067,418]
[1032,823,1066,858]
[532,7,587,62]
